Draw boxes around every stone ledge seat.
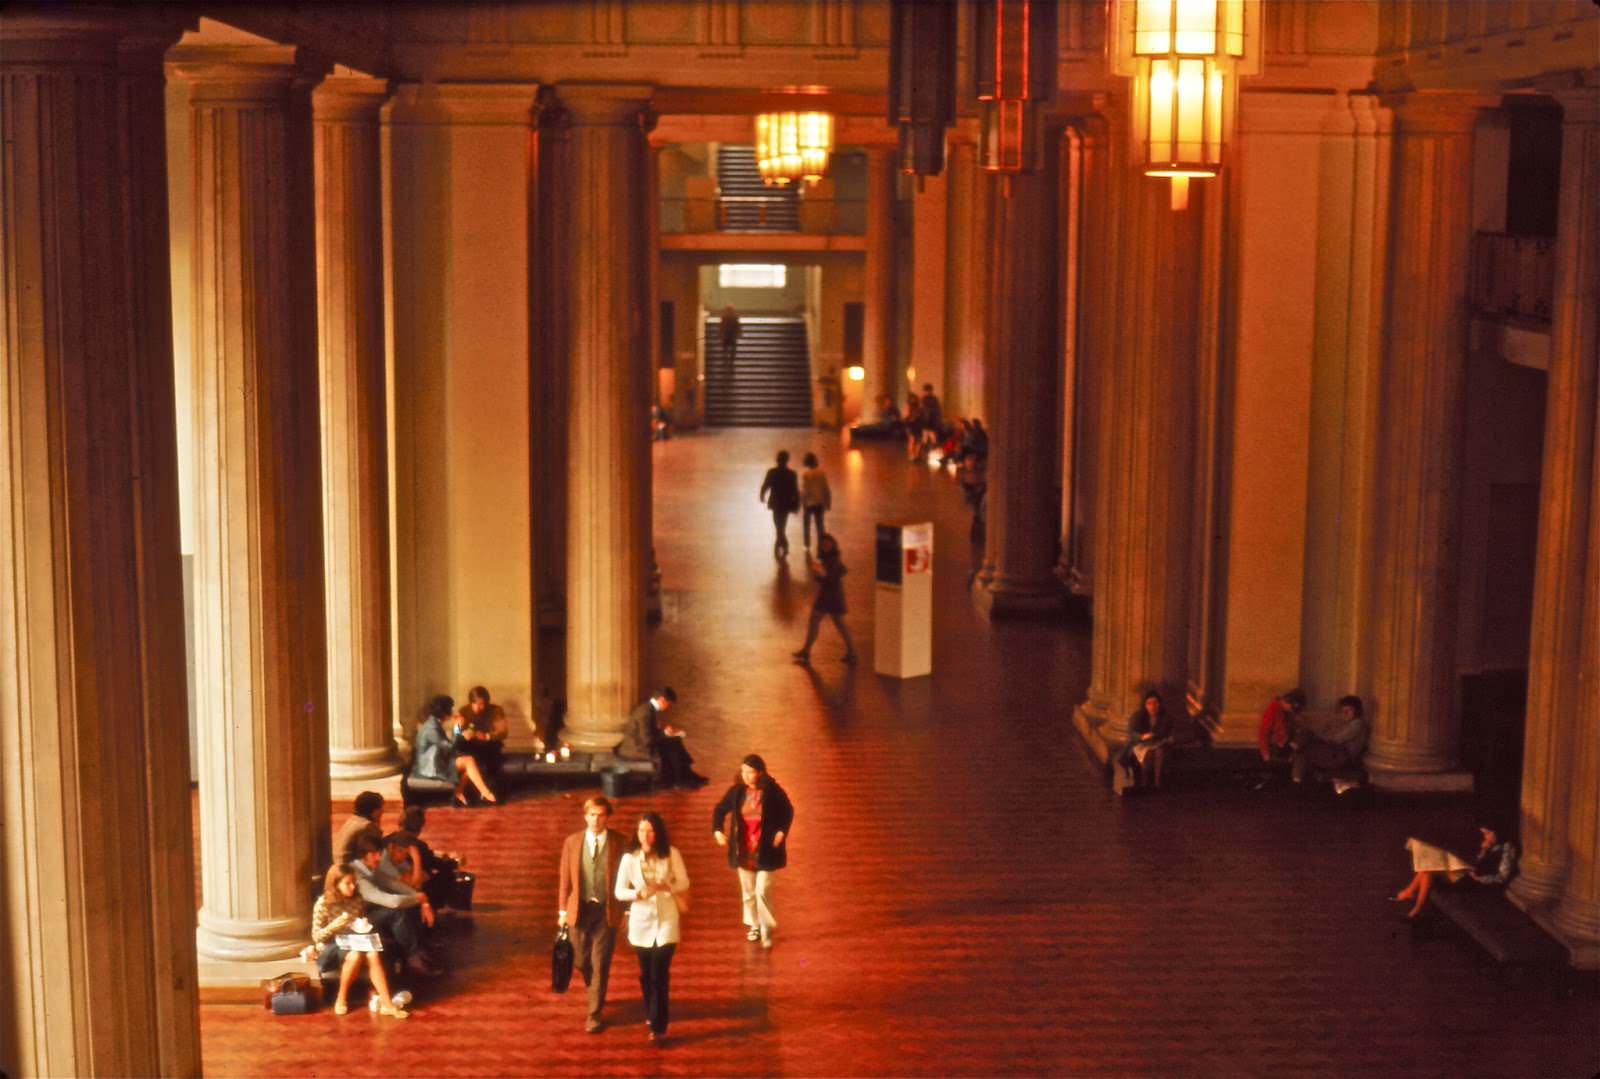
[1112,713,1225,795]
[401,750,659,805]
[1423,885,1569,974]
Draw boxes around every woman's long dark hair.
[631,811,671,858]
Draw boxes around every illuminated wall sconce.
[755,111,834,187]
[972,0,1057,181]
[846,365,866,382]
[1109,0,1260,210]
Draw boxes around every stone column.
[864,147,899,407]
[1513,88,1600,913]
[1,11,200,1076]
[172,44,332,978]
[558,84,653,752]
[944,126,992,420]
[1365,94,1490,788]
[972,131,1065,619]
[1074,113,1206,753]
[909,168,949,395]
[313,73,400,788]
[532,94,572,650]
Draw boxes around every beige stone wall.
[386,85,537,746]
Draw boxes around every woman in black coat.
[791,533,856,665]
[1116,690,1173,790]
[711,754,795,948]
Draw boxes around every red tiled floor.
[200,428,1600,1077]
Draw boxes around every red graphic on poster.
[904,546,931,574]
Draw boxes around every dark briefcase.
[551,927,575,993]
[450,870,476,910]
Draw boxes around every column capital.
[554,82,655,126]
[1551,87,1600,127]
[0,5,189,68]
[1382,90,1501,133]
[168,43,330,104]
[312,70,392,121]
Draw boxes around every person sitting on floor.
[393,806,465,911]
[617,686,708,789]
[1292,694,1369,787]
[350,835,441,977]
[334,790,385,864]
[413,694,499,808]
[311,863,410,1018]
[1254,688,1307,788]
[1116,690,1173,791]
[1391,822,1518,919]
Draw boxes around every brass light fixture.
[754,111,834,187]
[972,0,1057,179]
[1109,0,1261,210]
[889,0,958,180]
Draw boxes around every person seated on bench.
[350,835,441,976]
[311,863,410,1018]
[1391,822,1518,920]
[334,790,385,864]
[455,685,509,778]
[392,806,464,911]
[617,686,709,789]
[413,694,498,808]
[1292,694,1368,786]
[1116,690,1173,790]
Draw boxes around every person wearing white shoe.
[615,813,690,1041]
[712,755,794,949]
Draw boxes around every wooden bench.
[1417,885,1569,991]
[402,751,659,805]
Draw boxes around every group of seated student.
[1256,688,1370,792]
[412,687,505,807]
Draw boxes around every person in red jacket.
[1257,689,1307,763]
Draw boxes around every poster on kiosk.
[874,521,933,679]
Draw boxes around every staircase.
[705,316,813,427]
[716,145,799,231]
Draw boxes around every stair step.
[703,313,811,428]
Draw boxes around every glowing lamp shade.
[1110,0,1259,208]
[846,365,866,382]
[755,111,834,187]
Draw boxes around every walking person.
[718,305,741,367]
[759,450,800,559]
[557,797,626,1033]
[615,812,690,1043]
[711,755,794,949]
[799,452,832,551]
[792,532,856,664]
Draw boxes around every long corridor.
[201,429,1598,1078]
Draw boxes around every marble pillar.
[1075,132,1206,751]
[864,147,899,407]
[172,44,333,977]
[1365,94,1490,787]
[532,95,572,643]
[0,11,200,1075]
[972,136,1065,620]
[314,73,400,786]
[944,129,991,420]
[909,168,949,395]
[1063,112,1123,602]
[1513,89,1600,922]
[559,84,652,752]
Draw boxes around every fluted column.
[864,146,899,407]
[909,167,949,395]
[172,44,332,975]
[560,84,652,752]
[1513,88,1600,920]
[944,127,992,421]
[314,73,399,785]
[1075,113,1205,751]
[532,94,572,641]
[1,12,200,1075]
[972,132,1065,619]
[1365,94,1490,786]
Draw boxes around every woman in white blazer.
[615,811,690,1041]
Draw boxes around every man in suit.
[557,796,627,1033]
[616,686,708,789]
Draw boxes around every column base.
[1508,891,1600,971]
[1365,769,1475,794]
[197,954,321,998]
[971,577,1063,620]
[329,746,402,782]
[197,911,309,968]
[1508,858,1569,907]
[1071,702,1114,764]
[329,771,404,803]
